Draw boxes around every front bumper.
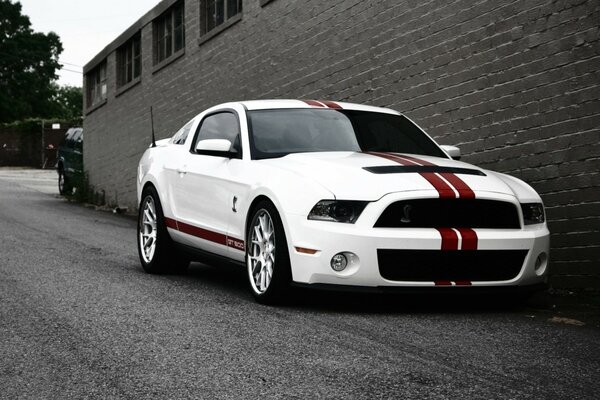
[284,193,550,288]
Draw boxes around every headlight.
[308,200,368,223]
[521,203,545,225]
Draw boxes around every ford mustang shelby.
[137,100,550,303]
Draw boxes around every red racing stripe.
[367,152,455,198]
[397,154,476,199]
[440,173,475,199]
[456,228,478,250]
[398,154,434,166]
[418,173,456,199]
[177,220,227,245]
[164,217,178,230]
[454,280,472,286]
[166,218,246,251]
[302,100,326,107]
[436,228,459,251]
[320,100,342,109]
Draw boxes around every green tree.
[0,0,63,123]
[49,84,83,119]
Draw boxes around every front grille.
[378,249,528,281]
[374,199,520,229]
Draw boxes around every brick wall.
[83,0,600,288]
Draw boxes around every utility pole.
[41,120,45,169]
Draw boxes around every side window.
[71,129,83,150]
[73,129,83,152]
[171,119,194,145]
[61,129,75,147]
[196,112,241,153]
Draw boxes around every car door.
[163,117,199,215]
[59,129,75,172]
[170,109,247,259]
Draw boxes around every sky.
[18,0,162,87]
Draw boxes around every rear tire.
[137,186,189,274]
[246,200,292,304]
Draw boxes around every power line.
[59,61,82,68]
[60,67,82,74]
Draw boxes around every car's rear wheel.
[137,186,189,274]
[246,200,291,304]
[58,167,71,195]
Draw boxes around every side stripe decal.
[164,217,245,251]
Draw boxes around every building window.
[117,33,141,87]
[154,2,185,65]
[86,61,107,108]
[201,0,242,35]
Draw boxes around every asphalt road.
[1,169,599,399]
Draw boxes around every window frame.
[153,1,185,70]
[85,61,107,112]
[116,32,142,92]
[199,0,242,43]
[170,118,196,145]
[190,109,243,159]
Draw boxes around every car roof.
[238,99,400,115]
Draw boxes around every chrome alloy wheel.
[139,195,158,263]
[248,210,276,293]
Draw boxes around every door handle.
[177,166,188,175]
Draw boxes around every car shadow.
[175,261,536,315]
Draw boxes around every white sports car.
[137,100,550,303]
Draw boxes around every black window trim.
[152,1,185,73]
[189,108,243,159]
[85,60,108,114]
[197,12,242,46]
[116,32,142,89]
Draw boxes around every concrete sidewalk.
[0,167,59,195]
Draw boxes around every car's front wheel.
[137,186,189,274]
[246,200,291,304]
[58,167,71,195]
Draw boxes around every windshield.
[247,109,447,159]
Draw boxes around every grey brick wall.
[83,0,600,289]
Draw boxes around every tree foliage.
[0,0,64,122]
[49,84,83,119]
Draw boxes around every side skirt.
[174,242,246,269]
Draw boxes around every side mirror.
[441,145,461,160]
[194,139,238,158]
[196,139,232,152]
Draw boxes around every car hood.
[260,151,520,201]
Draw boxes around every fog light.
[534,252,548,275]
[331,253,348,271]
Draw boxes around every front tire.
[58,167,71,195]
[137,186,189,274]
[246,200,291,304]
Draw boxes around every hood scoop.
[363,165,486,176]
